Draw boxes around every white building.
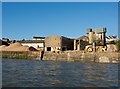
[18,40,45,50]
[106,36,117,43]
[17,36,45,50]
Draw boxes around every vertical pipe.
[74,40,76,50]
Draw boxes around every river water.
[2,59,119,87]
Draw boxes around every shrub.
[115,40,120,52]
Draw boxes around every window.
[47,47,51,51]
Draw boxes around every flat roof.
[33,36,45,39]
[17,40,44,43]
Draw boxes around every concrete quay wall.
[42,51,120,63]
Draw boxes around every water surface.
[2,59,119,87]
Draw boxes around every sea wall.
[43,51,120,63]
[1,50,119,63]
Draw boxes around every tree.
[109,40,116,44]
[22,39,25,41]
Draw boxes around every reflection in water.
[2,59,119,87]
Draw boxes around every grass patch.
[2,54,30,59]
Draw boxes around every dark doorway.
[62,47,65,51]
[41,51,44,60]
[47,47,51,51]
[62,47,67,51]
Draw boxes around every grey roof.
[17,40,44,43]
[33,36,45,39]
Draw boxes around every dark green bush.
[115,40,120,52]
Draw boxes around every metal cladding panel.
[96,28,107,33]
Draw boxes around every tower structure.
[95,28,107,46]
[87,28,95,44]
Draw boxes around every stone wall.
[45,35,61,47]
[42,51,120,63]
[2,50,119,63]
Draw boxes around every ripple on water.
[2,59,119,87]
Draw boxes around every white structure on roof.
[106,36,117,43]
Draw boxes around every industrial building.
[45,35,74,51]
[74,36,89,50]
[2,27,118,52]
[87,28,107,46]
